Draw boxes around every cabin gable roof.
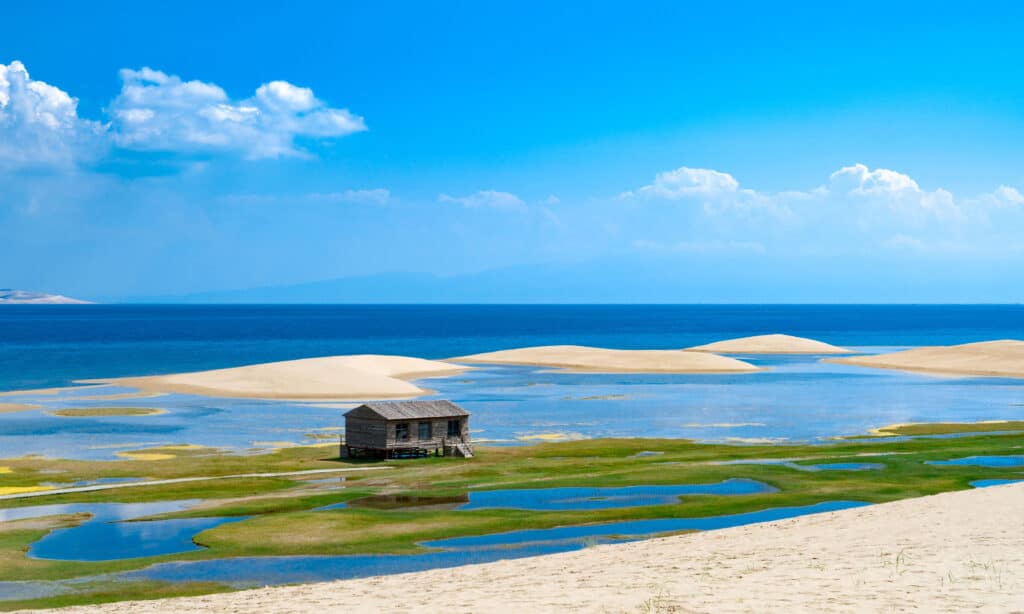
[345,400,470,421]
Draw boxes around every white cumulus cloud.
[829,163,921,195]
[621,167,739,200]
[0,61,103,166]
[621,165,790,219]
[828,163,961,223]
[974,185,1024,208]
[109,67,366,158]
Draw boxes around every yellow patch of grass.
[0,467,11,474]
[115,452,175,461]
[0,485,52,495]
[517,432,588,442]
[251,441,299,448]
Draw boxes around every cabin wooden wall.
[345,417,388,449]
[345,416,470,450]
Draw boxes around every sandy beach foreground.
[39,484,1024,613]
[452,345,758,372]
[828,339,1024,378]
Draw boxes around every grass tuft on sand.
[50,407,164,418]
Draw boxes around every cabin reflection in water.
[342,400,473,459]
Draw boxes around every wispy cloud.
[633,239,766,254]
[439,190,526,211]
[307,189,391,205]
[221,188,390,206]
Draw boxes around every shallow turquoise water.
[3,353,1023,460]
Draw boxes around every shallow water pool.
[969,478,1024,488]
[0,500,246,562]
[926,455,1024,468]
[116,500,867,588]
[456,478,775,511]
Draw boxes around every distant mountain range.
[130,252,1023,304]
[0,289,92,304]
[137,263,722,304]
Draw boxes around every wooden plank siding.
[342,401,471,458]
[382,417,469,450]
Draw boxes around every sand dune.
[689,333,851,354]
[451,345,758,373]
[0,289,91,304]
[827,339,1024,378]
[94,355,469,400]
[43,484,1024,613]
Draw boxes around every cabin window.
[395,422,409,441]
[418,422,431,440]
[447,419,461,437]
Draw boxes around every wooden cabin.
[342,400,473,459]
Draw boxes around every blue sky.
[3,1,1024,301]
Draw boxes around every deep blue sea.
[3,304,1024,391]
[2,305,1024,459]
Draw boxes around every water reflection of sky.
[1,352,1023,460]
[0,500,246,562]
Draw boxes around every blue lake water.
[927,456,1024,468]
[457,479,775,511]
[117,500,866,588]
[0,500,244,561]
[2,306,1024,459]
[5,305,1024,391]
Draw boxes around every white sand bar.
[689,333,851,354]
[37,484,1024,613]
[451,345,758,373]
[828,339,1024,378]
[89,355,469,400]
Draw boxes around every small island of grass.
[871,420,1024,437]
